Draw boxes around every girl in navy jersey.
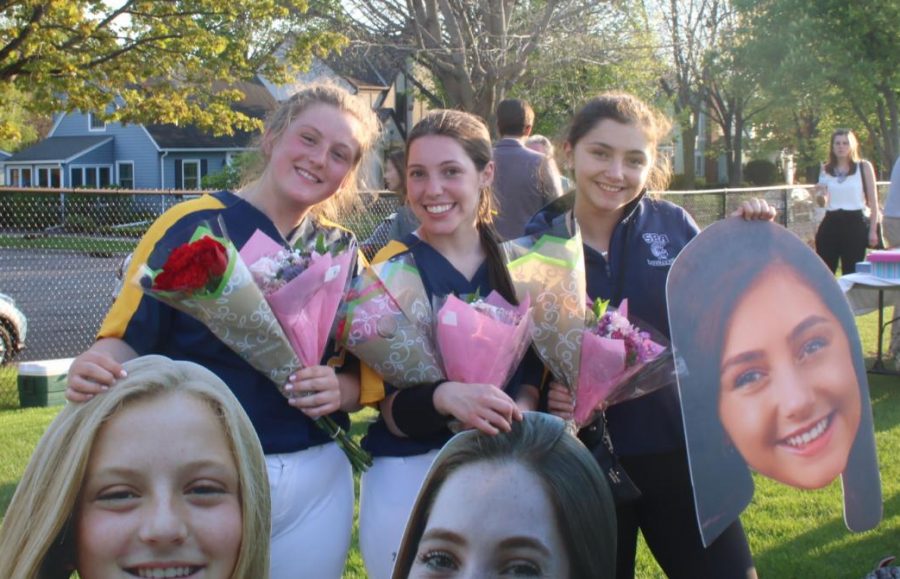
[358,110,541,579]
[64,83,380,579]
[535,92,773,578]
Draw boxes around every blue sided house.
[3,52,428,192]
[2,79,276,191]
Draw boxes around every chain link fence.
[0,183,887,407]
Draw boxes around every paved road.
[1,248,125,362]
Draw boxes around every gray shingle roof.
[5,136,112,163]
[144,79,275,150]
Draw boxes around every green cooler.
[17,358,74,408]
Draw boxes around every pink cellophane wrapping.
[241,230,353,366]
[240,229,354,367]
[435,292,532,387]
[573,299,668,424]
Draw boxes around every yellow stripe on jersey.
[98,194,226,340]
[358,239,410,405]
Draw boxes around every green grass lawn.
[1,311,898,578]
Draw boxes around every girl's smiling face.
[406,134,492,241]
[567,119,653,218]
[76,391,242,579]
[718,266,862,489]
[262,102,362,211]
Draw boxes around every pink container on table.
[867,250,900,279]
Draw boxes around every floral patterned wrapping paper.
[337,252,445,388]
[140,225,301,387]
[505,232,587,391]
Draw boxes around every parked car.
[0,292,27,365]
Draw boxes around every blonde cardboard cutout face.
[667,219,881,547]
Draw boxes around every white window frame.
[88,113,107,132]
[36,167,61,188]
[182,159,201,190]
[70,165,114,188]
[117,161,135,189]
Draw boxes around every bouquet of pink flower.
[505,228,671,426]
[434,291,532,388]
[138,222,371,471]
[575,298,669,424]
[241,229,354,369]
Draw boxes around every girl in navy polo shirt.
[64,84,380,579]
[357,110,541,579]
[535,93,774,578]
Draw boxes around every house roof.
[5,136,112,163]
[144,79,276,150]
[326,44,408,89]
[0,150,10,159]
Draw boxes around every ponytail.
[478,222,518,306]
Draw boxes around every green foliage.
[0,1,347,136]
[0,85,48,151]
[744,159,779,186]
[200,152,260,191]
[736,0,900,169]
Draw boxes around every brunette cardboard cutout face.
[392,412,617,579]
[667,218,881,548]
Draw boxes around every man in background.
[492,99,563,240]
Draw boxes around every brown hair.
[392,413,616,579]
[496,98,535,137]
[385,147,407,200]
[825,129,862,176]
[407,109,517,303]
[565,92,672,191]
[244,82,381,221]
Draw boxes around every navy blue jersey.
[525,191,699,456]
[100,190,354,455]
[363,234,541,457]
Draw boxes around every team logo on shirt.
[642,233,674,266]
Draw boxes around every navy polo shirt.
[525,191,699,456]
[362,234,541,457]
[99,190,353,455]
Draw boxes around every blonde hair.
[244,82,381,221]
[0,355,270,579]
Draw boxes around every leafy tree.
[0,85,49,150]
[337,0,615,126]
[513,1,665,139]
[0,0,345,139]
[736,0,900,172]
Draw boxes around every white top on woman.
[819,164,866,212]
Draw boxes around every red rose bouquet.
[139,223,371,471]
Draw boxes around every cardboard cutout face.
[391,412,618,579]
[667,219,881,547]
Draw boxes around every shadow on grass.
[753,491,900,579]
[868,376,900,433]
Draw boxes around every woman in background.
[814,128,880,274]
[361,148,420,259]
